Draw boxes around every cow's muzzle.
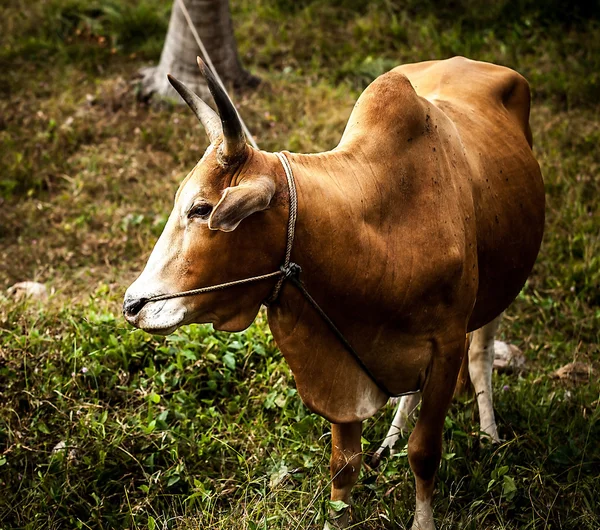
[123,296,148,318]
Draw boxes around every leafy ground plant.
[1,0,599,528]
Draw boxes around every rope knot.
[281,262,302,280]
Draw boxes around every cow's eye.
[188,203,212,219]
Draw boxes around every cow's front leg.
[408,337,465,530]
[325,422,362,529]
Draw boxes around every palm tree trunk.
[139,0,258,100]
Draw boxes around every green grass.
[1,0,599,528]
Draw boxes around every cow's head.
[123,59,286,335]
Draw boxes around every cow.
[124,56,544,529]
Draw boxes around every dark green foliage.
[0,0,169,69]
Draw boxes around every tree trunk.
[139,0,259,101]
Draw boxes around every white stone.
[493,340,526,373]
[7,281,48,300]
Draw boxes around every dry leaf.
[551,362,594,383]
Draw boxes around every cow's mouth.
[139,323,181,336]
[124,299,187,336]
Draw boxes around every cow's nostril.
[123,297,148,317]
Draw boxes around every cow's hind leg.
[324,422,362,529]
[408,337,465,530]
[469,315,502,442]
[372,392,421,466]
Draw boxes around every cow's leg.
[469,315,501,442]
[324,422,362,529]
[408,338,465,530]
[372,392,421,466]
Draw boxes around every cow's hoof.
[370,450,383,468]
[479,430,501,445]
[411,503,435,530]
[411,522,435,530]
[324,507,350,529]
[411,516,435,530]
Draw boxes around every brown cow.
[124,56,544,529]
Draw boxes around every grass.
[1,0,599,528]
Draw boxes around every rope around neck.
[267,152,298,303]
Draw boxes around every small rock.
[52,441,66,454]
[7,281,48,301]
[60,116,74,130]
[52,440,78,462]
[269,465,289,489]
[493,341,526,373]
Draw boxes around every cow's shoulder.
[339,68,427,146]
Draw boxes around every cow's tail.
[454,333,472,397]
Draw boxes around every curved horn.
[167,74,221,144]
[196,57,246,161]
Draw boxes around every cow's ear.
[208,176,276,232]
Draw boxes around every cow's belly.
[467,148,545,331]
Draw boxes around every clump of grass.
[234,0,600,106]
[0,0,168,69]
[1,296,599,529]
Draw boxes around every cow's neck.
[265,149,390,423]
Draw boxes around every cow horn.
[167,74,221,144]
[197,56,246,161]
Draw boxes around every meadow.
[1,0,599,528]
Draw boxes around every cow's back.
[336,57,544,331]
[395,56,533,145]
